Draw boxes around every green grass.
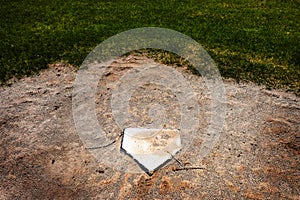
[1,0,299,94]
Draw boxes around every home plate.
[121,128,182,174]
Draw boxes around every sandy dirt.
[0,56,299,199]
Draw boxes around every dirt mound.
[0,56,299,199]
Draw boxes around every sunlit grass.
[1,0,299,94]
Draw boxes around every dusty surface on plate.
[122,128,181,153]
[0,56,299,199]
[121,128,181,173]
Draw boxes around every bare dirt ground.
[0,56,299,199]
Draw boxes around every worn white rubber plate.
[121,128,181,174]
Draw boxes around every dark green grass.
[1,0,299,94]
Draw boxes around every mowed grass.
[1,0,299,94]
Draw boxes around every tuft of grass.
[1,0,299,94]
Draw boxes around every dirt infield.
[0,56,299,199]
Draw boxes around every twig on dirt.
[166,151,183,167]
[166,151,206,172]
[87,140,116,150]
[86,133,123,150]
[172,166,206,172]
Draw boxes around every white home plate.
[121,128,182,174]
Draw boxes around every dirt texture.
[0,56,299,199]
